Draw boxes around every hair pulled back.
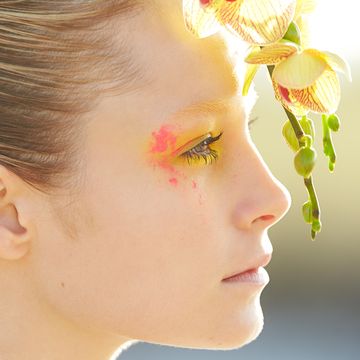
[0,0,144,196]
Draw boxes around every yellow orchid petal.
[272,49,327,89]
[295,0,317,19]
[295,16,311,48]
[245,42,298,65]
[216,0,297,45]
[291,67,341,114]
[242,63,260,96]
[182,0,222,38]
[305,49,352,82]
[272,79,309,116]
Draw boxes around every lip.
[222,252,272,281]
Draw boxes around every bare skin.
[0,1,291,359]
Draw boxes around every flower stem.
[266,65,321,240]
[304,176,321,240]
[266,65,306,145]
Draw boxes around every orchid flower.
[182,0,297,45]
[245,43,352,115]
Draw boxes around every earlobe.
[0,168,32,261]
[0,226,31,260]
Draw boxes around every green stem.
[304,177,320,220]
[322,114,336,169]
[266,65,321,240]
[267,65,306,147]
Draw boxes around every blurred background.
[118,1,359,359]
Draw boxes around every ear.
[0,165,34,261]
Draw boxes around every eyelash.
[180,131,223,166]
[179,116,258,166]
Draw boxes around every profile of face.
[0,1,291,358]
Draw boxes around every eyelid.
[172,116,254,159]
[171,133,213,156]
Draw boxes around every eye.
[179,131,223,166]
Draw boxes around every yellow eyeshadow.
[170,115,218,149]
[145,109,225,169]
[171,133,212,156]
[171,132,224,168]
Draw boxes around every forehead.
[122,1,241,115]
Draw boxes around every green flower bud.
[311,230,316,240]
[294,147,317,178]
[300,134,313,147]
[300,116,315,139]
[327,114,340,132]
[282,21,301,46]
[323,140,331,156]
[312,218,322,233]
[302,201,312,224]
[282,120,299,152]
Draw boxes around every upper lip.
[222,252,272,281]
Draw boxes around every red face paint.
[149,124,178,172]
[150,125,177,154]
[148,124,184,184]
[148,125,203,200]
[169,177,178,186]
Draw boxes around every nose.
[230,139,292,231]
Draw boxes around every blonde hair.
[0,0,145,196]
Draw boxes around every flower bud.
[300,116,315,139]
[300,134,313,147]
[302,201,312,224]
[312,218,322,233]
[327,114,340,132]
[282,120,299,152]
[294,147,317,178]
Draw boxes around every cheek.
[32,164,231,341]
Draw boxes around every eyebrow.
[173,94,250,123]
[176,99,228,115]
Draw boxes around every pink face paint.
[191,180,203,205]
[169,177,178,186]
[150,125,177,154]
[148,125,203,198]
[148,124,186,185]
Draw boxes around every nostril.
[252,214,276,225]
[259,215,275,221]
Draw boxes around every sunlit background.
[118,1,359,359]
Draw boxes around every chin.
[207,301,266,350]
[174,307,265,351]
[208,320,264,351]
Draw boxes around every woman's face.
[29,0,291,351]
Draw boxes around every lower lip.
[222,267,269,284]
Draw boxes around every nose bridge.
[230,138,292,230]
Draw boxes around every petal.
[295,16,311,48]
[245,42,298,65]
[291,67,341,114]
[272,80,309,116]
[182,0,222,38]
[242,63,260,95]
[272,49,327,89]
[306,49,352,82]
[216,0,297,45]
[295,0,317,19]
